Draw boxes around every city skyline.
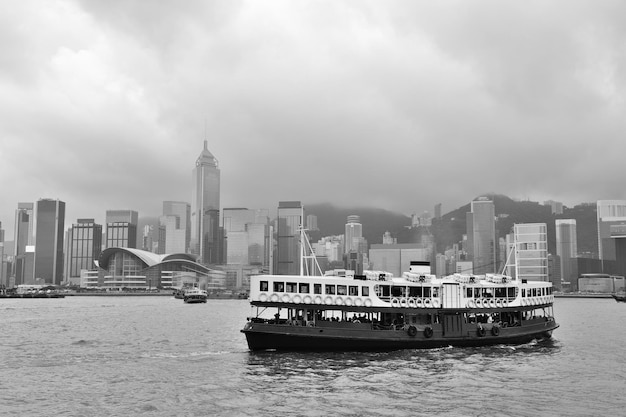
[2,2,626,237]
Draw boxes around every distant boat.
[183,288,208,304]
[612,293,626,302]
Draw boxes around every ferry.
[241,260,559,351]
[183,288,208,304]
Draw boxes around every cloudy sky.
[1,0,625,234]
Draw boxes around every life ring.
[391,298,401,307]
[423,326,434,338]
[314,296,323,304]
[281,294,291,303]
[303,295,312,304]
[259,293,268,302]
[424,298,432,308]
[495,299,503,308]
[364,298,373,307]
[489,299,497,309]
[400,298,409,308]
[324,296,333,305]
[475,299,484,308]
[522,298,527,306]
[292,295,302,304]
[477,326,486,337]
[344,297,353,306]
[431,299,440,308]
[354,297,363,307]
[416,298,424,308]
[270,293,279,302]
[491,326,500,336]
[408,298,417,308]
[407,325,418,337]
[335,296,344,306]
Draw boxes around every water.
[0,297,623,416]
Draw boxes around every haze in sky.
[2,1,625,233]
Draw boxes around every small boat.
[241,229,559,351]
[612,292,626,302]
[183,288,208,304]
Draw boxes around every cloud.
[1,0,626,236]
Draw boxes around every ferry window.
[391,286,406,297]
[260,281,269,291]
[432,287,439,297]
[337,285,347,295]
[362,286,369,296]
[508,287,516,298]
[349,286,358,296]
[409,287,421,297]
[381,286,390,297]
[466,288,472,298]
[299,283,310,293]
[286,282,297,293]
[325,285,336,295]
[423,287,431,297]
[314,284,322,294]
[273,282,285,292]
[474,288,480,298]
[522,289,526,297]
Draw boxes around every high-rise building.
[513,223,548,282]
[13,202,34,286]
[275,201,303,275]
[344,215,362,254]
[33,199,66,285]
[161,201,191,254]
[106,210,138,249]
[596,200,626,264]
[66,219,102,285]
[223,208,270,268]
[0,222,5,287]
[544,200,564,215]
[191,140,221,265]
[467,198,496,274]
[555,219,578,290]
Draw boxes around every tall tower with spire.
[191,140,221,265]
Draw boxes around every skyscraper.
[596,200,626,264]
[513,223,548,282]
[467,197,496,274]
[275,201,303,275]
[67,219,102,285]
[223,208,270,267]
[106,210,138,248]
[191,140,221,265]
[13,202,34,286]
[344,215,363,254]
[555,219,577,290]
[161,201,191,254]
[33,198,65,285]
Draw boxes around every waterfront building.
[13,202,34,286]
[596,200,626,266]
[106,210,138,249]
[33,199,66,285]
[161,201,191,254]
[191,140,221,265]
[512,223,549,282]
[556,219,578,291]
[91,247,221,290]
[466,197,496,274]
[66,219,102,286]
[223,208,270,270]
[578,273,625,293]
[275,201,303,275]
[368,243,430,277]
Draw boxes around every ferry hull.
[241,321,559,351]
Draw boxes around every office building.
[513,223,548,282]
[275,201,303,275]
[161,201,191,254]
[13,202,34,286]
[106,210,138,249]
[223,208,270,269]
[66,219,102,286]
[33,199,65,285]
[596,200,626,264]
[466,197,496,274]
[191,140,221,265]
[369,243,430,277]
[555,219,578,290]
[344,215,362,254]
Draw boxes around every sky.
[2,0,626,235]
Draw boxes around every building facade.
[368,243,431,277]
[555,219,578,290]
[106,210,138,249]
[466,198,496,274]
[512,223,548,282]
[597,200,626,266]
[161,201,191,254]
[66,219,102,286]
[33,199,66,285]
[13,202,34,286]
[275,201,303,275]
[191,141,221,265]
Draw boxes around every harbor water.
[0,297,623,416]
